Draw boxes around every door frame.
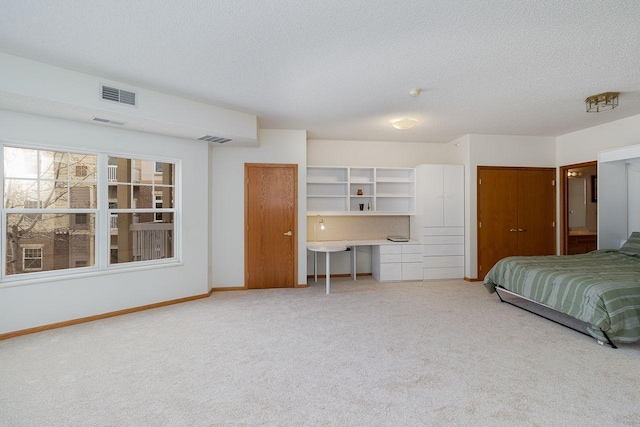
[559,161,597,255]
[244,163,298,289]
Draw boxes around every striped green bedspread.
[484,250,640,343]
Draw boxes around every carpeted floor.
[1,278,639,426]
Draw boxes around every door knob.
[284,231,292,236]
[509,229,517,232]
[518,229,527,232]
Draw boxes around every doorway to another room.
[559,161,598,254]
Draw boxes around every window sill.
[0,260,184,289]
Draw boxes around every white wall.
[0,52,258,145]
[557,113,640,250]
[210,129,307,287]
[556,114,640,166]
[308,139,449,167]
[0,110,209,334]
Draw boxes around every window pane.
[133,185,154,208]
[157,186,174,208]
[69,153,97,181]
[6,213,95,275]
[107,157,137,184]
[110,214,174,264]
[152,163,175,185]
[137,159,155,184]
[4,179,38,208]
[113,184,133,208]
[69,184,97,209]
[39,150,68,180]
[4,147,38,178]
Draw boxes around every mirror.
[568,177,586,227]
[567,165,598,234]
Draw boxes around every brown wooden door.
[517,169,556,256]
[245,163,297,289]
[477,167,556,279]
[477,168,518,279]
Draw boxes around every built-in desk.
[307,240,421,293]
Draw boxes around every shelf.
[307,166,415,215]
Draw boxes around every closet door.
[477,168,518,278]
[517,169,556,256]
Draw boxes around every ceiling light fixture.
[409,88,422,97]
[586,92,619,113]
[391,118,418,130]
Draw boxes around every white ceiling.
[1,0,639,143]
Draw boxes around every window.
[75,165,88,177]
[4,147,97,276]
[154,194,163,222]
[74,213,88,225]
[107,157,175,265]
[2,145,179,280]
[22,247,43,271]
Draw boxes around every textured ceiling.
[1,0,639,143]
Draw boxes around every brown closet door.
[517,169,556,256]
[477,168,519,279]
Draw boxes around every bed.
[484,233,640,347]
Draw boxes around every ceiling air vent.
[93,117,126,126]
[101,85,137,106]
[198,135,232,144]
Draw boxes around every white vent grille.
[93,117,126,126]
[101,85,137,106]
[198,135,232,144]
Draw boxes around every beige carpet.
[1,278,639,426]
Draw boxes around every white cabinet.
[373,244,423,282]
[307,166,415,215]
[410,164,465,280]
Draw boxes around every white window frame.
[104,155,178,268]
[1,141,181,284]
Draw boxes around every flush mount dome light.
[391,118,418,130]
[586,92,619,113]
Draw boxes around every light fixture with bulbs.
[391,118,419,130]
[318,216,325,230]
[586,92,619,113]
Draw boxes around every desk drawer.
[423,256,464,268]
[379,245,402,255]
[424,235,464,245]
[401,253,422,263]
[380,254,402,263]
[401,244,422,254]
[423,227,464,236]
[402,263,423,281]
[379,263,402,281]
[423,267,464,280]
[423,244,464,256]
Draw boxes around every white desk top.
[307,239,419,251]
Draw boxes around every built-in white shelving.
[307,166,415,215]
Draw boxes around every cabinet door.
[477,168,519,278]
[517,169,555,256]
[443,165,464,227]
[420,165,444,226]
